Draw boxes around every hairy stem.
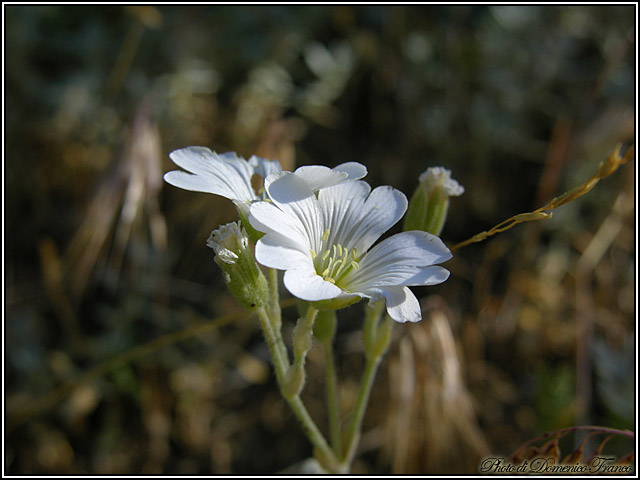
[256,306,339,471]
[323,334,341,456]
[341,303,390,467]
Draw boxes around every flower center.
[310,236,359,287]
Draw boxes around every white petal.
[293,165,349,191]
[164,170,226,195]
[364,286,422,323]
[248,155,282,179]
[249,201,311,248]
[264,163,365,194]
[333,162,367,180]
[283,268,343,301]
[255,233,313,270]
[384,287,422,323]
[317,180,371,247]
[168,146,216,172]
[354,265,450,289]
[263,171,286,192]
[400,265,450,286]
[363,231,451,268]
[265,172,324,251]
[166,147,256,202]
[330,185,408,254]
[346,232,451,290]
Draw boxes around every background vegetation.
[5,5,635,474]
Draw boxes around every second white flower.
[249,172,453,323]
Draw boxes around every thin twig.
[451,144,634,252]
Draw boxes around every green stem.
[322,335,341,456]
[341,305,391,467]
[256,306,339,471]
[266,268,287,362]
[341,351,382,465]
[292,305,318,370]
[283,305,318,398]
[287,395,338,469]
[256,306,289,383]
[363,300,385,354]
[268,268,281,327]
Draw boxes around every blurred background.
[4,5,635,474]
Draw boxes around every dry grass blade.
[583,434,614,466]
[63,160,125,298]
[451,144,634,252]
[560,433,592,465]
[508,426,634,466]
[539,438,560,463]
[111,101,167,272]
[384,297,490,474]
[510,430,567,463]
[63,100,167,298]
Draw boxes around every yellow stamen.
[314,242,361,288]
[332,259,343,273]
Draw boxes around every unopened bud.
[282,364,305,399]
[207,222,268,311]
[403,167,464,236]
[371,314,392,359]
[312,310,337,342]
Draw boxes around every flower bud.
[403,166,464,236]
[312,310,337,342]
[207,222,268,311]
[370,314,392,359]
[282,364,305,399]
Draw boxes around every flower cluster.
[165,147,455,323]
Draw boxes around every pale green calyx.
[208,222,247,263]
[403,166,464,237]
[207,222,268,311]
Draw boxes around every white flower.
[418,166,464,197]
[164,146,368,203]
[164,147,279,202]
[249,173,453,323]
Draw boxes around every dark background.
[5,5,635,474]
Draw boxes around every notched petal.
[283,268,343,301]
